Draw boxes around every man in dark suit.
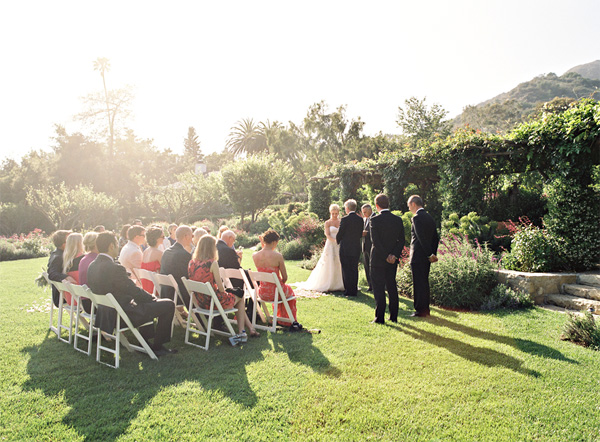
[361,204,373,292]
[217,230,243,289]
[87,232,176,356]
[336,199,364,297]
[47,230,73,307]
[408,195,439,317]
[160,225,193,308]
[369,194,405,324]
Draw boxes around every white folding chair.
[67,283,96,356]
[181,277,237,350]
[219,267,266,325]
[131,268,159,296]
[153,272,202,335]
[248,271,296,333]
[85,288,157,368]
[45,276,78,344]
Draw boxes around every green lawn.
[1,257,600,441]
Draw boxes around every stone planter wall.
[495,269,577,304]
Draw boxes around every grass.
[1,257,600,441]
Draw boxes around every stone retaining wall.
[495,269,577,304]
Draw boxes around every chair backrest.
[132,268,158,295]
[153,273,182,301]
[68,283,92,300]
[49,279,70,295]
[248,271,286,298]
[181,277,214,300]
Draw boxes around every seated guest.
[47,230,73,307]
[252,230,299,326]
[77,231,98,313]
[141,226,165,294]
[119,225,146,282]
[163,223,178,249]
[218,230,244,289]
[93,225,105,233]
[192,227,208,249]
[188,235,259,344]
[62,232,85,306]
[217,225,229,239]
[160,225,193,308]
[118,224,131,250]
[87,231,176,356]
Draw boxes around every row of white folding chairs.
[44,272,158,368]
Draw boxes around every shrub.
[279,239,312,260]
[397,234,498,310]
[0,229,52,261]
[249,217,270,235]
[561,311,600,350]
[480,284,534,311]
[502,223,566,272]
[301,247,322,271]
[234,230,260,248]
[441,211,499,249]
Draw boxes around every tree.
[396,97,451,146]
[26,182,118,230]
[226,118,267,156]
[183,126,203,165]
[220,155,291,223]
[93,57,114,155]
[457,99,525,133]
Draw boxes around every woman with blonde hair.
[252,230,300,327]
[62,233,84,305]
[77,231,98,313]
[188,235,259,345]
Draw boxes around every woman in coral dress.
[188,235,259,342]
[141,226,164,294]
[252,230,299,325]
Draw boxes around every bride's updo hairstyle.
[329,204,340,213]
[261,230,280,245]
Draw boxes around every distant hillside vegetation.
[452,66,600,133]
[565,60,600,81]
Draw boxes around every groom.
[336,199,364,297]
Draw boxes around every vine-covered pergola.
[308,99,600,270]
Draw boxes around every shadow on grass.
[394,322,541,377]
[428,315,577,364]
[21,326,336,441]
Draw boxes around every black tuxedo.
[47,248,67,307]
[409,208,439,315]
[160,242,192,307]
[370,210,405,322]
[87,254,175,347]
[217,240,242,289]
[337,211,364,296]
[362,215,373,291]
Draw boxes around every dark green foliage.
[482,187,548,226]
[441,212,498,248]
[279,239,312,260]
[561,311,600,350]
[502,223,566,272]
[308,180,331,220]
[234,231,261,248]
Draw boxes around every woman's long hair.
[193,235,219,262]
[62,233,84,273]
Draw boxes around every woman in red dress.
[141,226,164,294]
[188,235,259,342]
[252,230,298,325]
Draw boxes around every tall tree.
[396,97,451,147]
[226,118,267,156]
[93,57,114,155]
[183,126,203,165]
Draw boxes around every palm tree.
[226,118,267,156]
[93,57,114,156]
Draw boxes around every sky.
[1,0,599,162]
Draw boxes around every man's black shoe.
[388,318,398,323]
[371,319,384,324]
[152,345,178,357]
[409,312,430,317]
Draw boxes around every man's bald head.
[175,225,193,247]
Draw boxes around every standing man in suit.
[160,225,193,308]
[336,199,364,297]
[369,194,405,324]
[361,204,373,292]
[408,195,439,317]
[87,231,176,356]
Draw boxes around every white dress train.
[296,226,344,292]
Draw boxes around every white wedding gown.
[297,226,344,292]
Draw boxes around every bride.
[297,204,344,292]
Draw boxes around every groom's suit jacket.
[409,208,439,264]
[370,210,405,268]
[336,211,364,257]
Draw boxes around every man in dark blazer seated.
[361,204,373,292]
[87,231,176,356]
[369,194,405,324]
[47,230,73,307]
[407,195,439,317]
[160,225,193,308]
[218,229,254,318]
[336,199,365,297]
